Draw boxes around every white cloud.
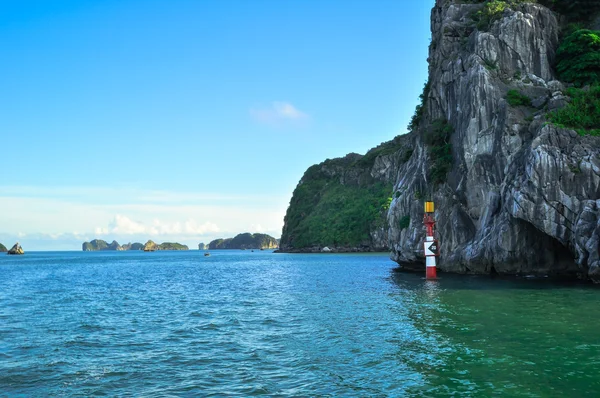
[250,101,309,126]
[109,214,147,235]
[93,215,221,237]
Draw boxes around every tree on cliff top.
[556,29,600,86]
[538,0,600,23]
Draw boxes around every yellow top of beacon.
[424,201,434,213]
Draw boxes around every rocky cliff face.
[388,1,600,280]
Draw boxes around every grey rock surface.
[388,1,600,281]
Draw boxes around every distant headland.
[205,233,279,250]
[82,239,188,251]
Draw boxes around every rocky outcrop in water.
[143,240,158,251]
[7,242,24,255]
[387,0,600,281]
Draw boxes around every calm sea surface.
[1,250,599,396]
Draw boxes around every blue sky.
[0,0,434,250]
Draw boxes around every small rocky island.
[7,242,24,255]
[207,233,279,250]
[143,240,189,251]
[0,243,7,252]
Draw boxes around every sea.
[1,250,599,396]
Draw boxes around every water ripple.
[1,251,600,396]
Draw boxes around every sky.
[0,0,434,251]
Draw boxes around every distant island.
[142,240,189,251]
[207,233,279,250]
[0,243,6,252]
[82,239,188,251]
[7,242,24,255]
[198,242,208,250]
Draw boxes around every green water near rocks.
[393,275,600,397]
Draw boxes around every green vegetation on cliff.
[281,157,392,249]
[283,180,391,248]
[408,81,430,132]
[424,119,454,185]
[538,0,600,23]
[507,89,532,107]
[83,239,110,251]
[208,233,279,250]
[555,29,600,87]
[547,22,600,135]
[209,238,232,249]
[158,242,189,250]
[548,86,600,136]
[0,243,6,252]
[141,240,188,251]
[463,0,600,31]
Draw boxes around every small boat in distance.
[204,251,210,257]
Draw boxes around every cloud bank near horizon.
[0,186,287,251]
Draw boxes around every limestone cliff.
[279,0,600,280]
[388,0,600,280]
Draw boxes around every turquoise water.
[1,251,599,396]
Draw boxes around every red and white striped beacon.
[423,201,438,279]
